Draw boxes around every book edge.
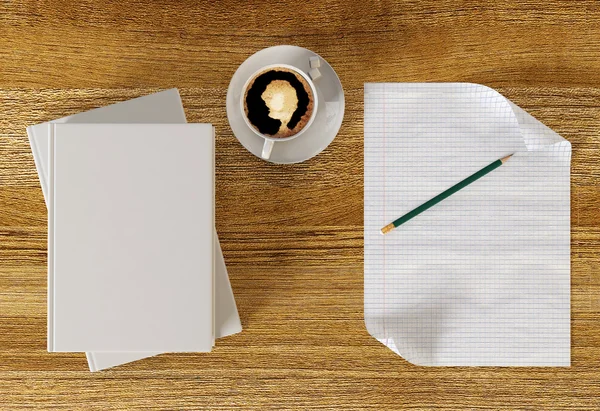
[47,124,55,352]
[212,126,216,347]
[26,125,49,203]
[86,352,98,372]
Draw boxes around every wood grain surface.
[1,1,600,409]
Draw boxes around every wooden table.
[1,1,599,409]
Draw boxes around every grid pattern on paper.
[364,83,571,366]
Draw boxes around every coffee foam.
[244,67,314,139]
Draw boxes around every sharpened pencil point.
[500,154,514,164]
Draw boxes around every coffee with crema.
[243,67,315,139]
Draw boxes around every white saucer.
[226,45,345,164]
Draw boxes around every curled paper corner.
[464,82,571,154]
[364,305,448,367]
[365,303,460,366]
[371,336,436,367]
[364,318,425,366]
[506,100,572,159]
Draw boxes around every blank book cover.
[48,123,214,352]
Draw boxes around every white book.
[48,123,214,352]
[27,90,241,369]
[87,237,238,371]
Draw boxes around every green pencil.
[380,154,514,235]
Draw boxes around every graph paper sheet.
[364,83,571,366]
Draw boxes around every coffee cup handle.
[261,139,275,160]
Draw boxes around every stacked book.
[27,90,241,371]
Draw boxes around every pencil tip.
[500,154,514,164]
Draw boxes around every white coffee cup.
[239,63,319,160]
